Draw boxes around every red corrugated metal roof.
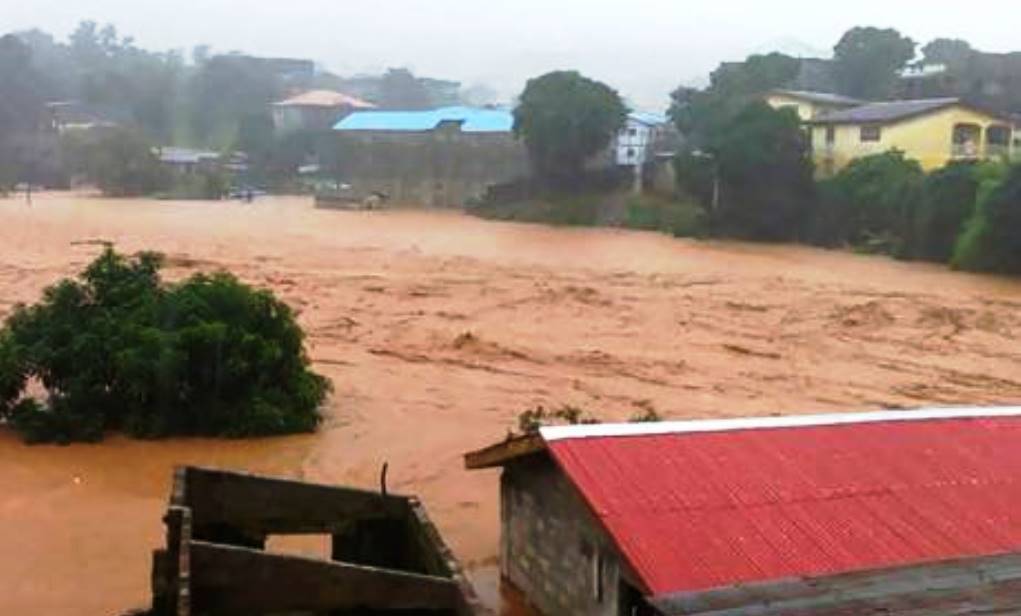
[545,414,1021,596]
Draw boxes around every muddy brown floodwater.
[3,193,1021,615]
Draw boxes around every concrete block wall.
[501,457,622,616]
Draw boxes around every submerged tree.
[0,248,330,443]
[513,71,627,187]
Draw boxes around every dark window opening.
[860,125,881,142]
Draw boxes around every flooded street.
[3,193,1021,615]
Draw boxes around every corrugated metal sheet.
[546,416,1021,596]
[274,89,376,109]
[811,98,959,124]
[333,106,513,133]
[628,111,668,126]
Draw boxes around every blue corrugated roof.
[629,111,668,126]
[334,106,514,133]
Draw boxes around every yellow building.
[764,89,864,122]
[807,98,1015,175]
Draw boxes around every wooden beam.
[188,540,463,613]
[464,434,546,470]
[650,551,1021,616]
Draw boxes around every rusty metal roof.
[538,407,1021,597]
[274,89,376,109]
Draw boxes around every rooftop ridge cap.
[539,406,1021,442]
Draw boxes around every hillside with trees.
[0,21,476,194]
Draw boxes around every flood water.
[3,193,1021,615]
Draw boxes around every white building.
[614,111,669,166]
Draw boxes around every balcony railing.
[986,144,1011,159]
[951,143,980,159]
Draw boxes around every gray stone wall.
[335,127,529,207]
[501,456,624,616]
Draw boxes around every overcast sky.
[4,1,1019,109]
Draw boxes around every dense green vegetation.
[513,71,627,187]
[0,248,330,444]
[952,165,1021,274]
[710,103,815,241]
[833,27,917,99]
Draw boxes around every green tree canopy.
[833,27,916,99]
[513,70,627,186]
[669,53,800,149]
[952,164,1021,273]
[0,247,330,443]
[912,161,983,262]
[378,68,433,110]
[73,126,164,196]
[710,102,816,241]
[815,151,926,253]
[920,38,974,69]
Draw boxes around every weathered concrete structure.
[498,454,638,616]
[147,466,485,616]
[332,107,528,208]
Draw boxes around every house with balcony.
[764,89,864,122]
[807,97,1015,175]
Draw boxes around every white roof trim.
[539,406,1021,442]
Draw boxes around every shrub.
[912,161,983,262]
[952,164,1021,274]
[0,247,330,443]
[712,103,816,241]
[157,168,229,200]
[814,151,925,255]
[624,195,706,237]
[77,127,166,197]
[516,405,597,435]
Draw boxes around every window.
[626,147,636,160]
[628,128,637,137]
[825,126,836,145]
[860,125,881,142]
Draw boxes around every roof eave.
[463,434,547,469]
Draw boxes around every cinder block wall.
[335,130,529,207]
[501,456,622,616]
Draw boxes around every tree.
[833,27,916,99]
[912,161,982,262]
[710,103,816,241]
[0,247,330,443]
[670,53,800,150]
[815,151,925,253]
[189,54,283,148]
[952,164,1021,273]
[0,34,46,190]
[513,71,627,186]
[77,127,165,196]
[378,68,432,110]
[921,38,974,69]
